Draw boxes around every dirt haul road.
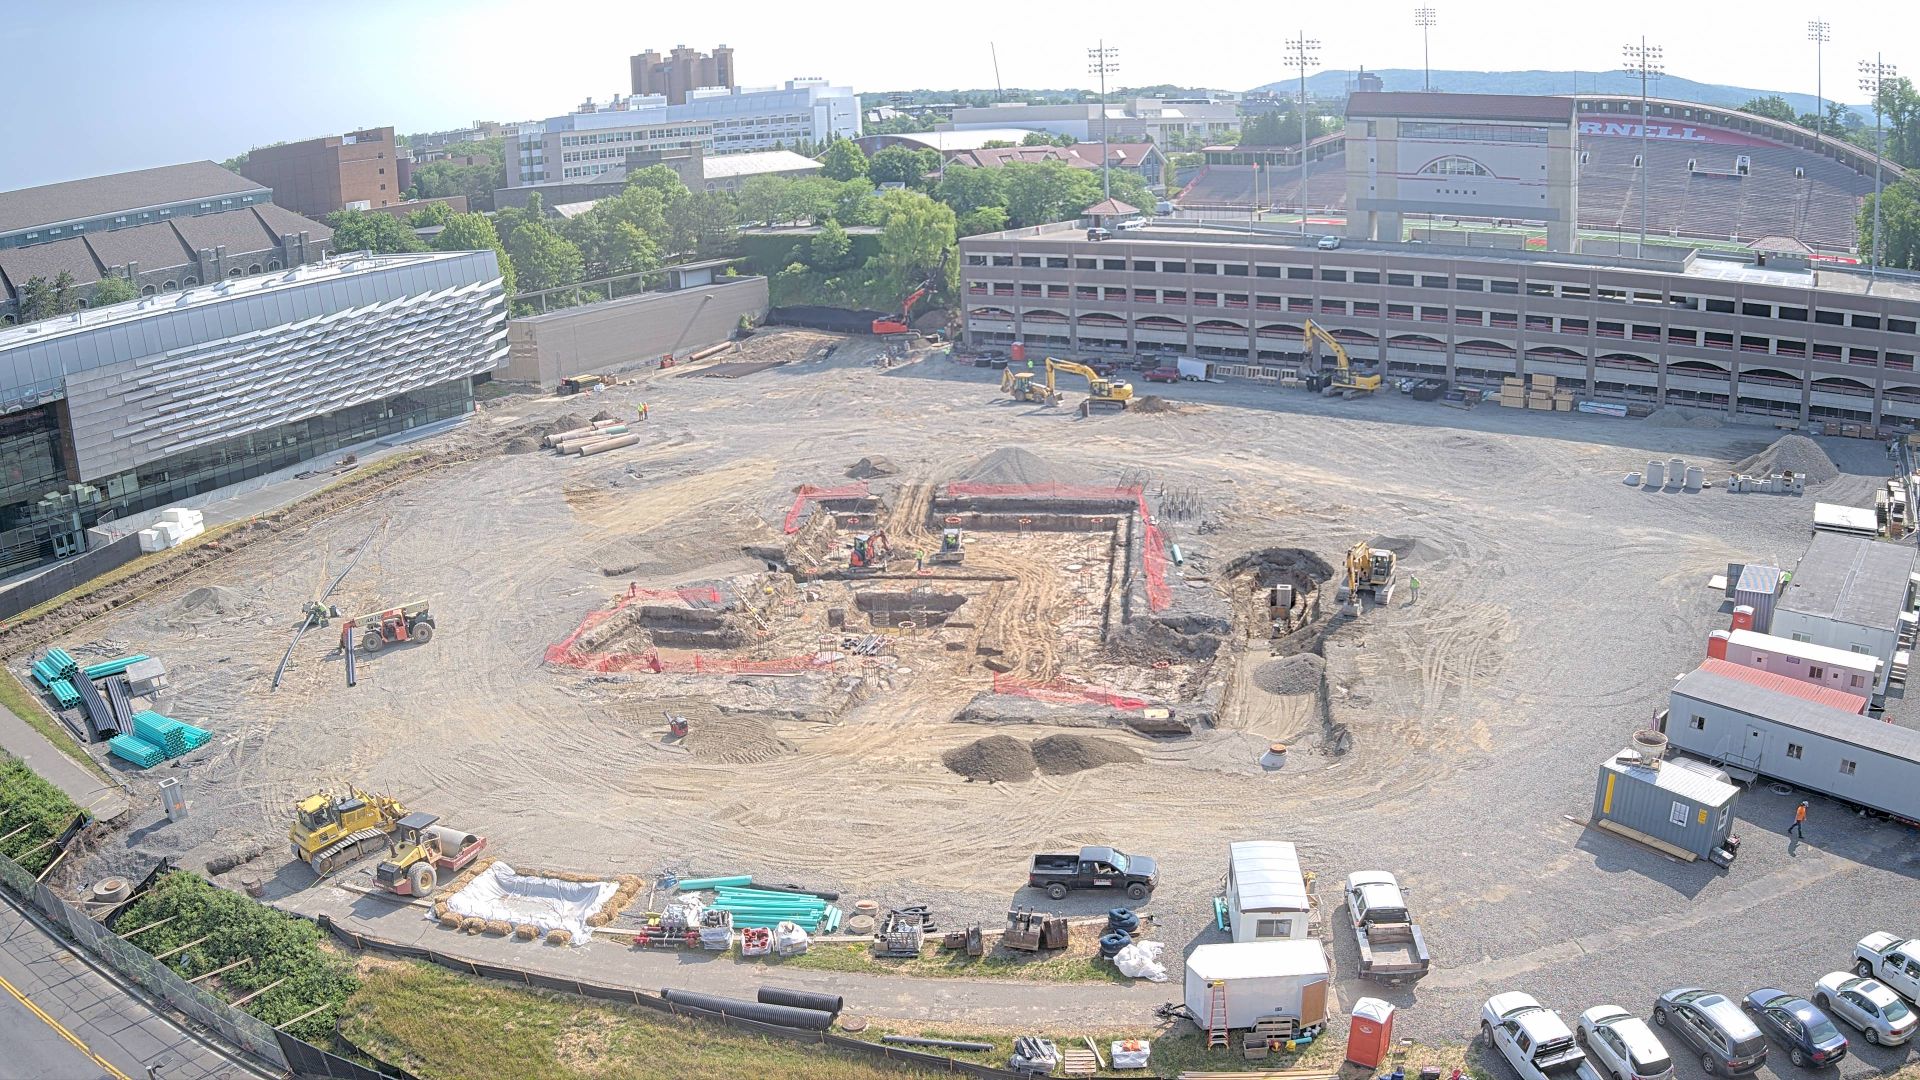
[31,334,1920,1050]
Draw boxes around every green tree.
[981,139,1017,149]
[1740,95,1798,124]
[668,190,739,256]
[89,272,140,306]
[625,164,692,207]
[18,271,84,321]
[1020,131,1055,146]
[736,175,794,226]
[957,205,1010,237]
[809,218,854,270]
[820,137,868,181]
[408,202,457,227]
[506,217,584,292]
[871,190,957,303]
[867,145,942,189]
[1859,176,1920,269]
[1105,169,1155,216]
[933,165,1007,216]
[325,208,427,254]
[829,178,878,226]
[434,212,516,294]
[1000,161,1103,227]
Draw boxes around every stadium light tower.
[1284,31,1321,234]
[1622,37,1665,258]
[1414,8,1438,92]
[1088,42,1120,201]
[1806,20,1830,138]
[1861,55,1898,282]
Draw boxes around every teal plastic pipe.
[676,875,752,891]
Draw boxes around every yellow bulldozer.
[1334,540,1398,613]
[290,787,407,876]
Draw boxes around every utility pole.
[1622,37,1664,258]
[1284,31,1320,234]
[1806,20,1830,137]
[1089,42,1120,202]
[1414,8,1437,92]
[1860,55,1897,282]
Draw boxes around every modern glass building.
[0,249,507,574]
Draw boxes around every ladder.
[1206,980,1230,1049]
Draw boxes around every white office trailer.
[1661,660,1920,822]
[1771,532,1917,696]
[1711,627,1881,698]
[1184,939,1332,1032]
[1222,841,1312,943]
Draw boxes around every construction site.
[13,328,1920,1052]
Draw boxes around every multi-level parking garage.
[959,222,1920,429]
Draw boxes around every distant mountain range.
[1253,69,1864,119]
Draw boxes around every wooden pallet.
[1061,1048,1097,1077]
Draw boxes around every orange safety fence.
[783,482,871,533]
[545,583,737,671]
[991,673,1148,710]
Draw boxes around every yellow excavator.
[1302,319,1381,396]
[1334,540,1398,613]
[1046,358,1134,410]
[290,787,407,876]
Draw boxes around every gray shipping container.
[1593,748,1740,861]
[1724,563,1745,600]
[1733,564,1783,633]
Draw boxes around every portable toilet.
[1347,998,1397,1068]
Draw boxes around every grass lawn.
[342,961,941,1080]
[739,922,1135,984]
[0,669,108,782]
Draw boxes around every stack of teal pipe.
[706,886,842,934]
[81,655,149,680]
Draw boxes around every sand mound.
[1645,406,1725,430]
[846,456,899,479]
[590,410,618,423]
[503,436,541,455]
[177,585,249,615]
[943,735,1037,782]
[1132,396,1188,414]
[956,447,1072,487]
[682,713,795,765]
[1735,434,1839,484]
[549,414,589,436]
[1031,734,1140,775]
[1254,654,1325,695]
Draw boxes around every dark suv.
[1742,989,1847,1069]
[1655,989,1768,1075]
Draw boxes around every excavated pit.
[854,589,969,629]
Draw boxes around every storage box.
[1529,399,1554,410]
[1531,374,1557,388]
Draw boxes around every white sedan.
[1813,972,1917,1046]
[1578,1006,1674,1080]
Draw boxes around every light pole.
[1806,20,1830,137]
[1860,55,1897,281]
[1414,8,1437,92]
[1088,43,1120,202]
[1622,37,1664,258]
[1284,31,1320,234]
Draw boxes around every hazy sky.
[8,0,1914,190]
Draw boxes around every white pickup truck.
[1483,993,1608,1080]
[1345,871,1431,984]
[1855,932,1920,1002]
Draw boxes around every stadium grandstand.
[1175,94,1902,255]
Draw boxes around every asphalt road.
[0,892,253,1080]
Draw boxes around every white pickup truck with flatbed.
[1483,993,1609,1080]
[1345,870,1431,984]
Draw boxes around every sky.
[7,0,1915,190]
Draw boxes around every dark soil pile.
[590,410,618,423]
[1132,396,1187,414]
[943,735,1037,782]
[847,456,899,479]
[548,413,590,436]
[1030,734,1140,774]
[503,436,540,455]
[1254,655,1325,695]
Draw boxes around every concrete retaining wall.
[503,276,769,387]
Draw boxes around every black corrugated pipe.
[660,988,834,1030]
[748,881,842,901]
[757,987,843,1015]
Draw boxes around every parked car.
[1116,218,1147,232]
[1814,973,1917,1046]
[1087,227,1112,241]
[1481,993,1604,1080]
[1741,989,1848,1068]
[1652,989,1768,1075]
[1317,235,1342,250]
[1854,932,1920,1002]
[1577,1006,1674,1080]
[1142,367,1181,384]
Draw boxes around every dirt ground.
[31,332,1920,1068]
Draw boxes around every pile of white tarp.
[443,862,617,945]
[1113,939,1169,981]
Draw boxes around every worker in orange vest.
[1788,800,1807,839]
[636,402,650,422]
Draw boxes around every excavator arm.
[1045,358,1134,408]
[1303,318,1380,393]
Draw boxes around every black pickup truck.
[1027,846,1158,901]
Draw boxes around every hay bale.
[460,917,486,934]
[438,913,462,929]
[586,913,611,927]
[483,920,513,936]
[545,929,573,946]
[514,924,538,940]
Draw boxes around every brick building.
[240,127,409,218]
[629,45,735,105]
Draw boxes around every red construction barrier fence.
[783,483,870,533]
[991,673,1148,710]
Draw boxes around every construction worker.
[1789,800,1808,840]
[1408,576,1421,604]
[636,402,650,422]
[916,550,926,572]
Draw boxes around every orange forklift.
[341,600,436,653]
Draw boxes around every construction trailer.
[1771,532,1917,696]
[1223,841,1312,943]
[1660,661,1920,822]
[1711,628,1881,700]
[1593,741,1741,865]
[1184,939,1331,1032]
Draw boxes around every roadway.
[0,891,256,1079]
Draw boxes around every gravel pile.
[846,456,899,479]
[1253,654,1325,695]
[1735,434,1839,484]
[942,735,1037,782]
[1133,396,1185,414]
[590,410,619,423]
[548,413,590,436]
[503,436,541,455]
[955,447,1073,487]
[1030,734,1140,774]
